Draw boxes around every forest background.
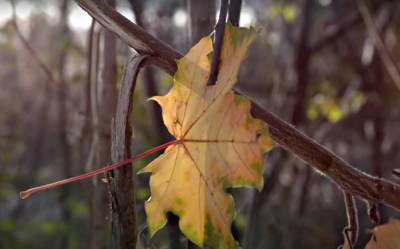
[0,0,399,248]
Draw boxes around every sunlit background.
[1,0,399,249]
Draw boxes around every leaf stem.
[20,139,180,199]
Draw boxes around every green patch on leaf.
[182,223,201,246]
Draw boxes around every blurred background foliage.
[0,0,399,248]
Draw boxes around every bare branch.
[73,0,180,74]
[228,0,242,27]
[10,0,56,83]
[250,102,400,210]
[107,54,148,249]
[341,192,359,249]
[207,0,228,85]
[393,169,400,179]
[10,3,80,111]
[72,0,400,211]
[310,0,390,53]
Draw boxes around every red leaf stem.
[20,139,180,199]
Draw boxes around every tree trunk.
[108,54,147,249]
[86,20,113,249]
[86,0,119,248]
[56,0,72,248]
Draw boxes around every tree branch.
[250,102,400,210]
[10,6,79,110]
[340,192,359,249]
[228,0,242,27]
[107,54,147,249]
[73,0,180,74]
[73,0,400,211]
[207,0,229,85]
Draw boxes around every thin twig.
[228,0,242,27]
[310,0,390,53]
[357,0,400,92]
[207,0,229,85]
[80,19,96,171]
[10,6,56,83]
[341,192,359,249]
[10,1,80,110]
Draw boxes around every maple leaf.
[139,24,273,249]
[364,218,400,249]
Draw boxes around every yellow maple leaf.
[365,219,400,249]
[140,24,273,249]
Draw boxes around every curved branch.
[340,192,359,249]
[108,54,148,249]
[73,0,400,211]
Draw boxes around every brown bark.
[127,0,169,143]
[108,54,147,249]
[346,194,359,244]
[341,192,359,248]
[207,0,228,86]
[250,102,400,210]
